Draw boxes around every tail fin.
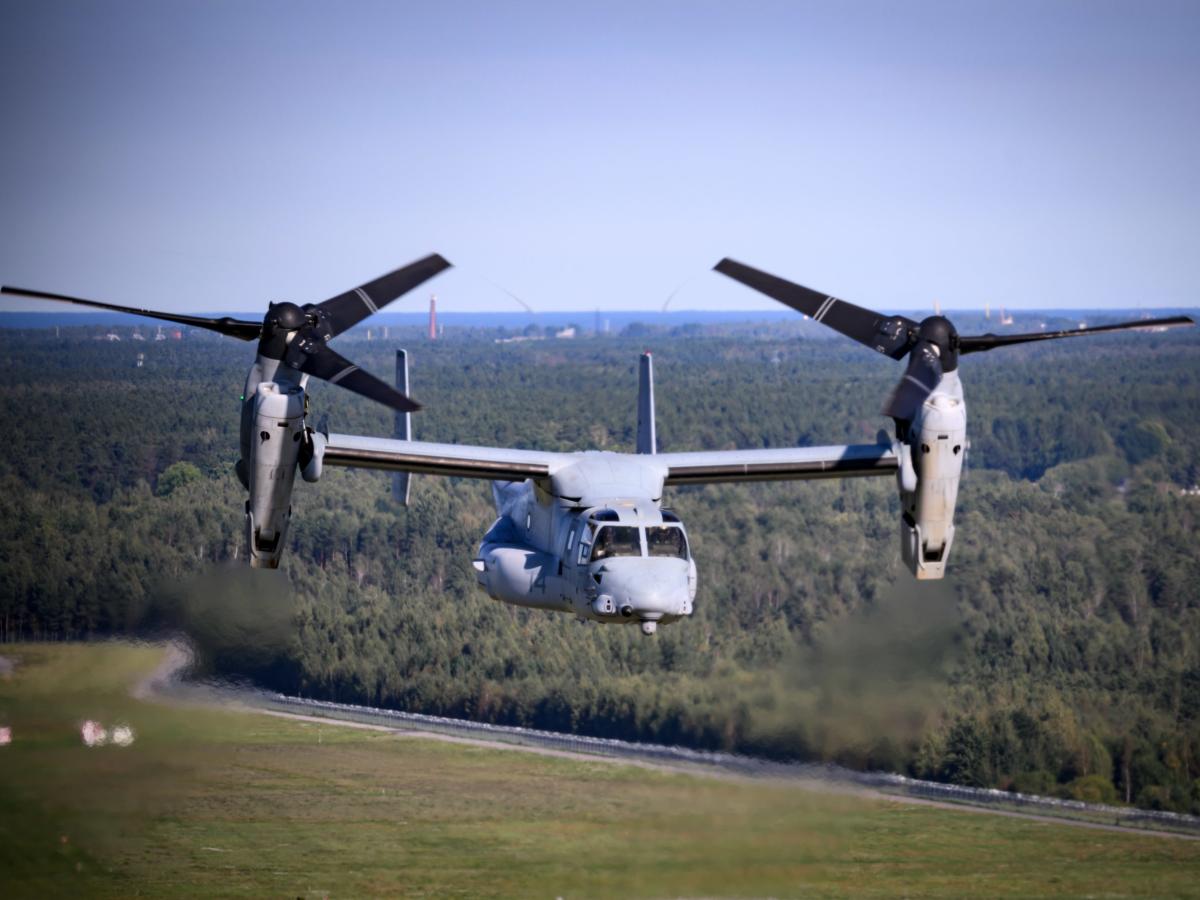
[392,349,413,505]
[637,351,656,454]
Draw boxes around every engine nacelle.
[899,371,966,579]
[246,381,305,569]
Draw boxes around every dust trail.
[131,640,195,700]
[151,566,299,683]
[748,577,963,767]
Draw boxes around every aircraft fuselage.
[473,455,697,635]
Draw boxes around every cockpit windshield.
[646,525,688,559]
[590,525,642,561]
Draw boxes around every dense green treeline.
[1,321,1198,813]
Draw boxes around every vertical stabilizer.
[637,351,656,454]
[393,349,413,505]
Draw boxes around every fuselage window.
[646,525,688,559]
[590,525,642,561]
[566,526,576,552]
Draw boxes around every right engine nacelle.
[898,372,967,580]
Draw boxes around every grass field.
[0,643,1197,898]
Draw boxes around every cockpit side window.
[590,525,642,561]
[646,525,688,559]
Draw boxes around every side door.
[557,517,586,609]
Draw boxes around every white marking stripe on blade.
[330,365,359,384]
[814,297,836,322]
[904,374,930,390]
[355,288,378,313]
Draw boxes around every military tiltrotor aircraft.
[2,256,1193,635]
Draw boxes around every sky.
[0,0,1197,314]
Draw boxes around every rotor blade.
[713,258,917,359]
[293,341,421,413]
[882,342,943,420]
[314,253,451,338]
[959,315,1195,354]
[0,285,262,340]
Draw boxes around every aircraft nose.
[597,560,690,618]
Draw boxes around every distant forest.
[1,317,1198,814]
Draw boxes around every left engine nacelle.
[246,381,305,569]
[897,372,966,580]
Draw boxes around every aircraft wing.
[655,443,898,486]
[320,433,566,481]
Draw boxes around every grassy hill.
[0,642,1197,898]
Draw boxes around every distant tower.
[428,294,438,341]
[985,301,991,320]
[933,298,942,316]
[594,310,601,334]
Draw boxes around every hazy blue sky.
[1,1,1197,313]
